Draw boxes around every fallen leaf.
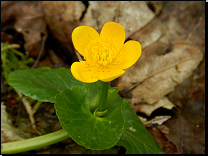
[1,103,26,143]
[1,1,21,24]
[145,1,165,15]
[132,97,175,116]
[186,14,205,54]
[1,1,48,57]
[158,1,205,42]
[41,1,85,64]
[142,115,171,126]
[164,55,205,154]
[188,61,205,106]
[14,1,47,57]
[130,17,168,49]
[42,1,85,44]
[81,1,155,39]
[157,125,169,134]
[163,104,205,154]
[117,43,203,105]
[146,127,178,154]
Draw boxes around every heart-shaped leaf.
[55,86,124,150]
[8,67,102,103]
[8,67,75,102]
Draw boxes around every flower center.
[96,45,110,66]
[86,38,116,67]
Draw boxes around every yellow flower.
[71,22,141,83]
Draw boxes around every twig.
[15,90,42,135]
[31,35,47,68]
[75,50,84,61]
[15,96,22,127]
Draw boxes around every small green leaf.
[106,87,119,111]
[55,86,125,150]
[89,93,100,112]
[94,109,108,117]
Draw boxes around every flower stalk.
[97,81,109,111]
[1,129,70,154]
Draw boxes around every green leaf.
[8,67,80,103]
[116,103,165,154]
[8,67,165,153]
[55,86,124,150]
[8,67,103,103]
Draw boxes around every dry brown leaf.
[1,1,21,24]
[158,1,205,42]
[2,1,51,62]
[116,36,169,91]
[140,115,171,126]
[41,1,156,64]
[41,1,85,63]
[130,17,168,49]
[117,43,203,105]
[163,104,205,154]
[1,1,48,57]
[81,1,118,32]
[137,116,147,124]
[146,127,178,154]
[157,125,169,134]
[186,14,205,54]
[1,103,25,143]
[13,1,47,57]
[145,1,165,15]
[164,54,205,154]
[132,97,175,116]
[42,1,155,40]
[42,1,85,44]
[81,1,155,39]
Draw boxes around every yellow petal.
[99,67,125,82]
[117,40,142,69]
[100,22,125,52]
[71,61,99,83]
[72,26,99,57]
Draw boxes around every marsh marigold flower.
[71,22,141,83]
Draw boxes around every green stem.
[1,129,70,154]
[97,82,109,111]
[32,101,42,112]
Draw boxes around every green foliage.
[116,103,165,154]
[55,86,125,150]
[1,42,33,84]
[8,67,75,102]
[8,67,164,154]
